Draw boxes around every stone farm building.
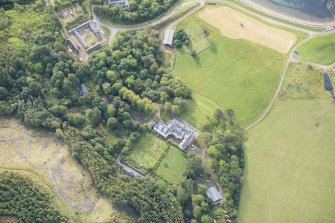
[163,28,174,47]
[67,38,79,53]
[67,20,106,53]
[154,119,197,150]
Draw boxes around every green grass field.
[173,14,285,128]
[238,62,335,222]
[180,92,218,129]
[297,33,335,65]
[125,134,169,171]
[156,147,188,186]
[183,28,210,54]
[238,99,335,223]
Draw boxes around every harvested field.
[198,6,297,53]
[0,119,117,222]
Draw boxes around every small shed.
[323,73,333,91]
[207,186,223,204]
[163,28,175,47]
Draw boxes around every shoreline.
[239,0,335,27]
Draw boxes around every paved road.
[93,0,335,35]
[93,1,204,31]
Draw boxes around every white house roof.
[153,119,197,150]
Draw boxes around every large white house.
[154,119,197,150]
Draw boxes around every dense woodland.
[0,171,68,223]
[0,2,185,222]
[93,0,179,24]
[0,1,244,222]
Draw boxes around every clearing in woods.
[198,6,297,54]
[238,63,335,223]
[0,119,129,223]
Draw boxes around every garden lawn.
[125,134,169,171]
[297,33,335,65]
[173,14,285,128]
[156,147,188,186]
[238,99,335,223]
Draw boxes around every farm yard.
[296,33,335,65]
[173,8,291,128]
[0,119,125,223]
[238,62,335,223]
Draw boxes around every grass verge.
[296,33,335,65]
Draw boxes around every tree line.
[93,0,179,24]
[203,109,245,222]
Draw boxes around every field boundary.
[153,146,171,170]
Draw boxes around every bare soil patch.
[198,6,297,53]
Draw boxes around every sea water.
[251,0,335,24]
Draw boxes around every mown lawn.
[238,99,335,223]
[124,134,169,171]
[173,14,285,128]
[156,147,188,186]
[297,33,335,65]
